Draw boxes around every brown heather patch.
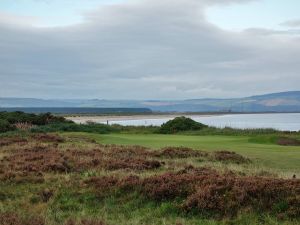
[0,145,72,175]
[66,135,97,144]
[104,158,161,171]
[31,133,65,143]
[0,173,45,184]
[141,167,220,201]
[104,144,152,158]
[144,168,300,218]
[86,166,300,218]
[0,136,28,147]
[277,137,300,146]
[155,147,208,159]
[63,144,163,171]
[84,175,140,194]
[212,151,250,164]
[0,212,107,225]
[64,147,161,171]
[64,218,107,225]
[0,140,251,183]
[0,212,45,225]
[0,134,250,182]
[64,148,104,171]
[84,176,119,193]
[183,175,300,218]
[0,143,162,181]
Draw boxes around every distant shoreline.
[65,112,300,124]
[66,114,218,124]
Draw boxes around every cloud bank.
[0,0,300,99]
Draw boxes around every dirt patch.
[156,147,208,158]
[277,137,300,146]
[212,151,250,164]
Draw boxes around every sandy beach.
[65,114,215,124]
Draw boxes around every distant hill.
[0,107,152,114]
[1,91,300,113]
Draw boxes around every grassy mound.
[159,116,207,134]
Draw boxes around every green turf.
[63,133,300,173]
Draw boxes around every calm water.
[106,113,300,131]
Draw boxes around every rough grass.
[84,133,300,173]
[0,132,300,225]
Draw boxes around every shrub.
[159,117,207,134]
[31,123,119,134]
[4,111,70,125]
[0,111,72,133]
[277,137,300,146]
[0,119,14,133]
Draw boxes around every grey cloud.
[244,28,300,36]
[280,19,300,28]
[0,0,299,99]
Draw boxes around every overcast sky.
[0,0,300,99]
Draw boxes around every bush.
[159,117,207,134]
[0,111,72,133]
[0,119,14,133]
[0,111,70,126]
[30,122,119,134]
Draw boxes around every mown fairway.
[65,133,300,173]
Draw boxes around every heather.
[0,131,299,225]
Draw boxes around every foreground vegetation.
[0,112,300,225]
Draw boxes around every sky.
[0,0,300,99]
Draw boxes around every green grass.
[62,133,300,173]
